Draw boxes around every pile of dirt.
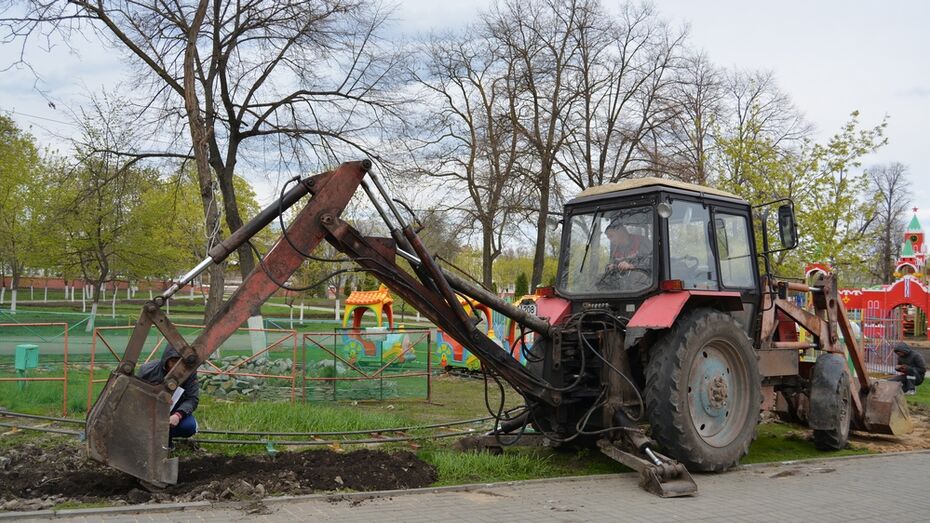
[0,443,436,511]
[850,405,930,453]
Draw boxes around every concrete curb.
[0,501,211,521]
[3,449,929,520]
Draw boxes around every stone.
[126,488,151,504]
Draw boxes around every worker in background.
[137,345,200,446]
[889,342,925,395]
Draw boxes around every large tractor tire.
[809,353,852,451]
[645,308,761,471]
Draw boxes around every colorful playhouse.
[339,285,414,365]
[812,209,929,339]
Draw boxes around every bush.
[514,272,528,297]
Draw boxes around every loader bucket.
[862,380,913,436]
[639,464,698,498]
[85,372,178,485]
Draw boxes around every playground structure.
[339,285,414,366]
[434,295,506,370]
[341,285,517,371]
[809,209,929,341]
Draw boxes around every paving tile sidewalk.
[18,451,930,522]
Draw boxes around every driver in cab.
[605,219,651,273]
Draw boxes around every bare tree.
[714,70,811,187]
[559,2,686,188]
[412,30,527,287]
[1,0,406,320]
[646,52,722,184]
[868,162,911,283]
[488,0,582,291]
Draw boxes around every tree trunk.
[86,280,104,333]
[216,170,255,278]
[205,264,225,321]
[530,177,550,291]
[183,0,225,323]
[218,166,264,354]
[9,262,20,313]
[482,224,495,288]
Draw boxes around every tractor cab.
[556,177,762,336]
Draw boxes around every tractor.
[84,162,911,497]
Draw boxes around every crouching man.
[137,345,200,446]
[889,342,926,396]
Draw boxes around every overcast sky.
[2,0,928,226]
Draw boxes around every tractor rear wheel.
[645,308,760,472]
[810,353,852,451]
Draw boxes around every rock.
[221,380,236,391]
[3,499,24,511]
[126,488,151,504]
[254,483,266,498]
[334,475,344,486]
[233,479,255,498]
[0,456,10,470]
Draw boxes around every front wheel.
[645,308,760,471]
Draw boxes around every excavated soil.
[849,405,930,453]
[0,443,436,511]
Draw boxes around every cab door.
[710,207,761,336]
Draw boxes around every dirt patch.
[850,404,930,454]
[0,443,436,511]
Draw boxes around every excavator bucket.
[639,464,698,498]
[85,373,178,485]
[862,380,913,436]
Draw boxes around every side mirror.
[777,204,798,249]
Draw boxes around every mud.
[0,443,436,511]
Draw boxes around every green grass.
[420,446,628,486]
[51,501,112,510]
[906,383,930,408]
[742,422,870,464]
[0,369,102,415]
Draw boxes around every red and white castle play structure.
[808,209,928,339]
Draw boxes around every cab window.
[714,212,755,288]
[667,200,718,290]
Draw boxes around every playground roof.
[907,214,923,232]
[345,285,393,306]
[901,240,915,257]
